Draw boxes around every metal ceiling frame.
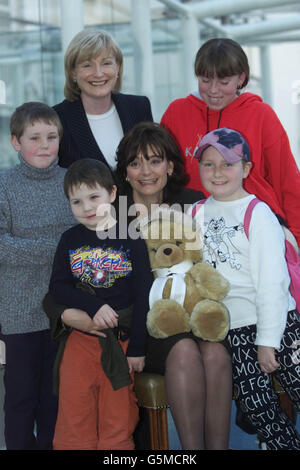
[5,0,298,106]
[159,0,300,43]
[156,0,300,103]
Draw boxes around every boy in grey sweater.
[0,102,75,449]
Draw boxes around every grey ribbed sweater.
[0,154,76,334]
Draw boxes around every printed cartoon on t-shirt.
[204,217,243,270]
[69,245,132,289]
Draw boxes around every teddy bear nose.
[163,248,172,256]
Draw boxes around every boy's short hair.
[10,101,63,141]
[64,159,115,198]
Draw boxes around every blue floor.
[168,400,300,450]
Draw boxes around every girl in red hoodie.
[161,38,300,247]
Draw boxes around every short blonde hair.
[64,29,123,101]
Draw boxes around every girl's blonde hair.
[64,29,123,101]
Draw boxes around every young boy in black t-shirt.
[49,159,153,450]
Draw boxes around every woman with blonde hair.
[54,29,153,168]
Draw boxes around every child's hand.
[127,356,145,374]
[61,308,106,337]
[93,304,119,329]
[85,318,107,338]
[257,345,280,373]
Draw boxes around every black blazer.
[53,93,153,168]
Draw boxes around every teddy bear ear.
[138,207,204,245]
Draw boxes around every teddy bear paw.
[190,299,229,342]
[147,299,191,339]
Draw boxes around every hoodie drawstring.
[206,107,223,134]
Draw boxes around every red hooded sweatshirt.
[161,92,300,244]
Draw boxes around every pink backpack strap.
[191,199,206,218]
[285,239,299,264]
[243,197,261,239]
[285,240,300,312]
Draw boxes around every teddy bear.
[139,208,230,342]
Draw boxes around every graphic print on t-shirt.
[204,217,243,270]
[69,245,132,288]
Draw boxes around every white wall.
[271,42,300,167]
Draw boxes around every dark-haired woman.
[114,122,232,450]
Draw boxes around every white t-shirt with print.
[189,194,296,348]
